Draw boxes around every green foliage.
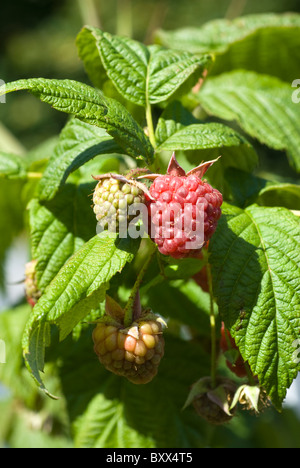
[1,13,300,448]
[22,232,139,396]
[209,203,300,409]
[196,71,300,172]
[37,118,121,201]
[77,27,212,107]
[28,184,95,292]
[0,178,25,289]
[155,13,300,82]
[62,331,210,448]
[0,79,154,165]
[0,151,27,180]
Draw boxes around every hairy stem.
[225,0,248,19]
[27,172,42,179]
[146,102,157,151]
[207,261,217,388]
[116,0,133,38]
[77,0,101,28]
[244,361,256,386]
[124,243,157,327]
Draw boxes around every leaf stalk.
[146,102,157,151]
[206,259,217,388]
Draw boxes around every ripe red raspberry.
[25,260,41,308]
[145,154,223,259]
[93,174,147,232]
[92,297,165,384]
[220,322,248,378]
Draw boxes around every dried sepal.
[186,156,221,179]
[137,152,221,181]
[167,152,186,177]
[105,295,125,322]
[230,384,271,414]
[92,172,153,200]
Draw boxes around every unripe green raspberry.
[92,313,165,384]
[93,176,146,231]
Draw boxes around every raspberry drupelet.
[92,173,147,232]
[93,316,165,384]
[145,153,223,258]
[92,295,165,384]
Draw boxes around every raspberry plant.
[0,13,300,448]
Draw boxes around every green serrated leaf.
[81,27,149,106]
[141,279,212,335]
[25,322,54,398]
[22,231,140,396]
[225,169,300,211]
[155,111,258,192]
[196,71,300,172]
[156,121,254,153]
[225,168,269,208]
[38,118,122,201]
[209,203,300,409]
[76,26,108,89]
[79,27,211,107]
[155,13,300,82]
[29,183,96,292]
[154,101,199,148]
[257,183,300,211]
[147,45,212,106]
[0,79,154,165]
[74,395,155,448]
[55,330,210,448]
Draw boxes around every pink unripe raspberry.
[93,314,165,384]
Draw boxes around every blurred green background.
[1,0,300,152]
[1,0,300,449]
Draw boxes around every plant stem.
[225,0,248,19]
[27,172,42,179]
[116,0,133,37]
[207,262,217,388]
[146,101,157,151]
[123,243,157,327]
[77,0,101,28]
[244,361,256,386]
[143,0,170,44]
[146,101,160,172]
